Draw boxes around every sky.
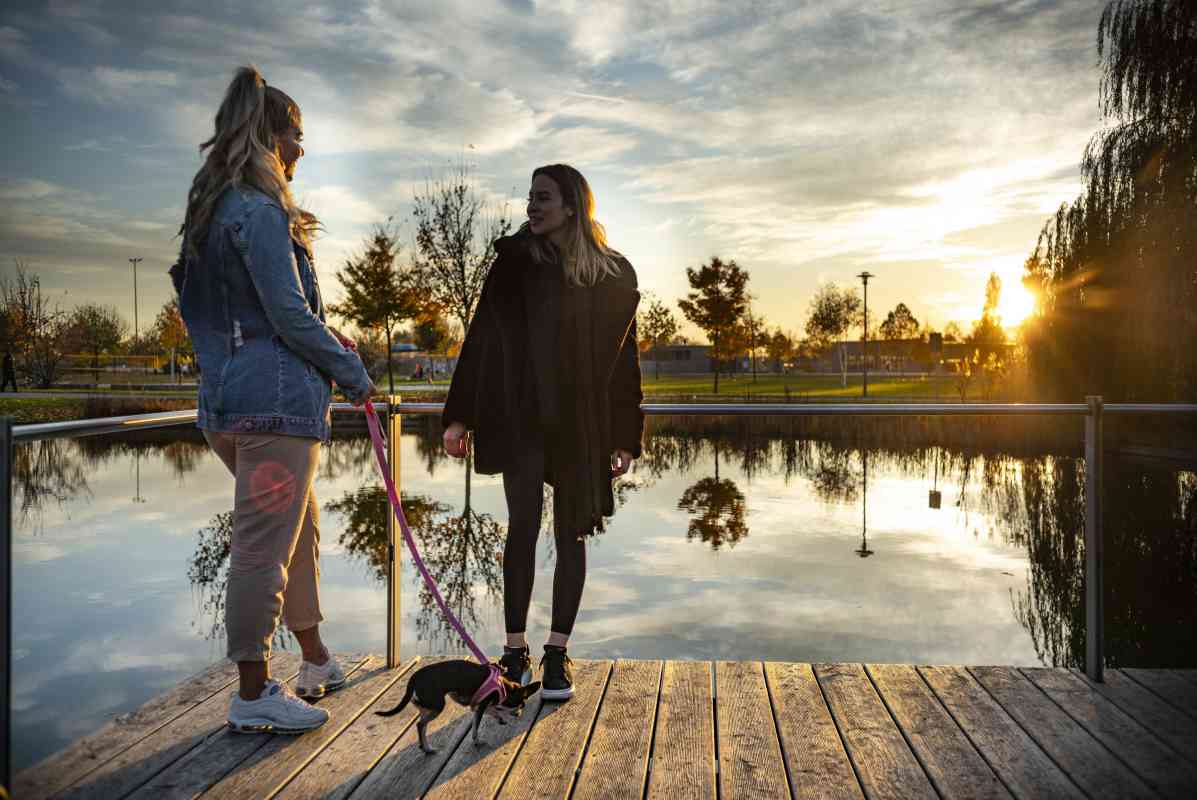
[0,0,1105,342]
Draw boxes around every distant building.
[812,338,1017,373]
[640,344,713,375]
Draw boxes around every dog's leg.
[418,708,441,754]
[471,705,488,745]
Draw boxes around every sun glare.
[997,282,1036,326]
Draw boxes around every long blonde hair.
[521,164,621,286]
[180,65,317,263]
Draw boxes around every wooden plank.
[54,652,303,800]
[300,657,471,800]
[867,664,1010,799]
[419,689,541,800]
[764,662,861,800]
[970,666,1154,800]
[715,660,790,800]
[1072,669,1197,767]
[14,658,240,800]
[1123,669,1197,720]
[495,659,612,800]
[122,654,372,800]
[1024,667,1197,799]
[815,663,936,800]
[573,660,662,800]
[919,666,1084,799]
[189,655,395,800]
[646,660,715,800]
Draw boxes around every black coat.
[443,233,644,477]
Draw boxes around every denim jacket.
[170,186,371,442]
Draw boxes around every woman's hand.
[329,327,357,352]
[611,449,634,477]
[353,379,379,408]
[443,422,470,458]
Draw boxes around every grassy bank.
[0,396,197,424]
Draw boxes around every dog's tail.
[374,683,414,717]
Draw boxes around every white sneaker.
[227,679,330,734]
[296,653,347,699]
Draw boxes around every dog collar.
[470,663,507,707]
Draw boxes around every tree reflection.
[677,442,749,551]
[325,451,505,652]
[11,439,90,529]
[185,509,292,649]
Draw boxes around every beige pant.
[205,431,323,662]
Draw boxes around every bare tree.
[410,161,513,334]
[1,260,69,388]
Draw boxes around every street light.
[129,257,143,344]
[857,271,874,398]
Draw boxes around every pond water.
[10,415,1196,771]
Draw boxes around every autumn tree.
[804,283,861,384]
[742,303,766,381]
[0,261,69,388]
[329,223,423,393]
[766,328,796,372]
[64,303,127,381]
[879,303,919,340]
[152,297,191,381]
[638,294,680,380]
[677,256,749,393]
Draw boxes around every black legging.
[502,429,586,636]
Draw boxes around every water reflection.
[676,441,749,551]
[185,509,294,649]
[15,417,1197,673]
[323,439,506,652]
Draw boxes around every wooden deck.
[15,656,1197,799]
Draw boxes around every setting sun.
[997,281,1037,326]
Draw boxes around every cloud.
[63,139,107,152]
[0,0,1110,331]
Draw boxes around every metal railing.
[2,396,1195,793]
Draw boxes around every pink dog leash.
[363,402,506,708]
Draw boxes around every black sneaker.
[499,646,532,686]
[540,645,574,701]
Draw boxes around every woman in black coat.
[442,164,644,701]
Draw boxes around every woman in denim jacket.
[172,66,375,734]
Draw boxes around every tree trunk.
[712,334,720,394]
[385,327,395,395]
[654,340,661,380]
[464,449,472,511]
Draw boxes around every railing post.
[1,417,12,797]
[385,396,402,669]
[1084,395,1104,682]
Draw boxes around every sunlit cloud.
[0,0,1106,333]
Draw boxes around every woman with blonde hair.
[442,164,644,701]
[171,66,375,733]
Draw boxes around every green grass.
[640,373,959,400]
[0,396,196,424]
[0,397,88,424]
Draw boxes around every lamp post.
[129,257,143,345]
[857,271,874,398]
